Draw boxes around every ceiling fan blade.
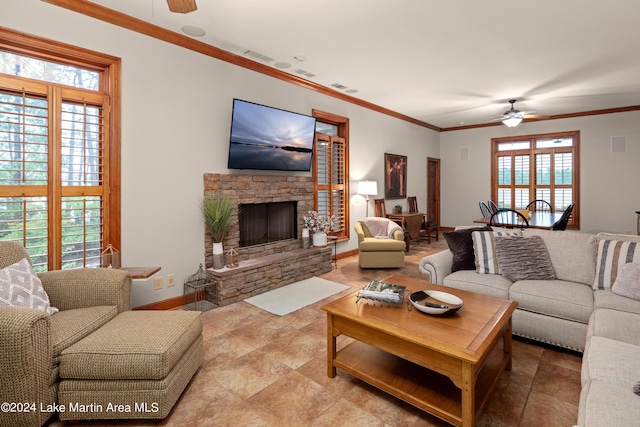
[167,0,197,13]
[523,113,549,120]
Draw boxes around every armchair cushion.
[0,258,58,315]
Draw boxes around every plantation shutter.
[314,133,346,238]
[0,77,110,270]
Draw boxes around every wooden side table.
[119,267,161,279]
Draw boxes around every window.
[0,28,120,271]
[492,131,579,228]
[312,110,349,240]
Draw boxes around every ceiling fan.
[167,0,197,14]
[492,99,547,127]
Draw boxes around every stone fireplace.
[202,173,332,306]
[203,173,315,265]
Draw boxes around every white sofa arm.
[418,250,453,285]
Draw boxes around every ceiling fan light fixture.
[182,26,205,37]
[502,116,522,128]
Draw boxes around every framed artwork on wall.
[384,153,407,199]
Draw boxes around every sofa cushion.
[509,279,593,324]
[443,226,492,272]
[586,308,640,347]
[472,230,521,275]
[443,270,512,299]
[494,235,555,282]
[578,380,640,427]
[524,229,597,286]
[593,289,640,315]
[593,239,640,290]
[0,258,58,315]
[582,336,640,386]
[611,262,640,301]
[50,305,119,363]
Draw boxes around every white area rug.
[244,277,351,316]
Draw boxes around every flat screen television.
[227,99,317,171]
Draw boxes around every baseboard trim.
[337,248,358,259]
[134,295,183,310]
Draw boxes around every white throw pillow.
[0,258,58,315]
[611,262,640,301]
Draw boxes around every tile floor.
[48,239,582,427]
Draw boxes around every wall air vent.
[243,50,274,63]
[293,69,316,78]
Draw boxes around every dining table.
[474,211,565,230]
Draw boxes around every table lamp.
[357,180,378,217]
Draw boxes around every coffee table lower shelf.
[333,340,506,426]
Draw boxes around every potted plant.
[394,205,403,214]
[200,194,237,269]
[303,210,337,247]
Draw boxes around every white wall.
[439,111,640,233]
[2,0,438,306]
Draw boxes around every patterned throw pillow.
[472,230,522,274]
[494,235,555,282]
[593,240,640,290]
[0,258,58,315]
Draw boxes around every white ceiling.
[89,0,640,129]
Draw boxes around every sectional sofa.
[418,227,640,427]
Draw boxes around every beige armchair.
[0,241,131,427]
[355,219,406,268]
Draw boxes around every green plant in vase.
[200,194,237,269]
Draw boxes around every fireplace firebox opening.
[238,201,298,248]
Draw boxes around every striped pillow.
[472,230,522,275]
[593,239,640,290]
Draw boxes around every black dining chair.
[488,200,499,214]
[552,203,575,230]
[479,201,492,220]
[489,209,529,229]
[526,199,553,212]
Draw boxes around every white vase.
[313,231,327,247]
[212,242,225,269]
[301,228,310,249]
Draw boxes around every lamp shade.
[357,180,378,196]
[502,117,523,128]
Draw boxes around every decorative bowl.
[409,290,463,316]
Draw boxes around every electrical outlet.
[154,277,163,290]
[167,274,175,287]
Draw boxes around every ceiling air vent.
[243,50,274,63]
[293,69,316,78]
[330,83,348,90]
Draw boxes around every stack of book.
[357,280,406,304]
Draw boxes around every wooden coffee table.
[321,275,517,427]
